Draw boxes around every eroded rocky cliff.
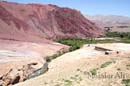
[0,1,102,41]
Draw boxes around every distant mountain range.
[86,15,130,28]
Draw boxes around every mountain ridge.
[0,1,102,42]
[86,15,130,27]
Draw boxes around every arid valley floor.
[1,1,130,86]
[14,43,130,86]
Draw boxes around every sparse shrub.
[90,68,98,75]
[117,68,121,71]
[46,51,67,62]
[78,76,83,81]
[64,80,73,86]
[122,79,130,86]
[100,61,113,68]
[126,64,130,67]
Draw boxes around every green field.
[56,32,130,51]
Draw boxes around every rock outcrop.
[0,63,39,86]
[0,39,69,86]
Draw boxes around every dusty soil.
[0,39,69,78]
[15,43,130,86]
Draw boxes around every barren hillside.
[0,1,102,41]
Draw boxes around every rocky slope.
[0,1,102,41]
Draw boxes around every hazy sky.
[6,0,130,17]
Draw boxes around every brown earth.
[15,43,130,86]
[0,39,69,86]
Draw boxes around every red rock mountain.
[0,1,102,42]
